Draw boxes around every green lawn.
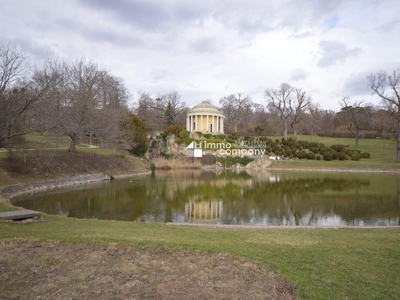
[1,133,399,299]
[268,135,400,170]
[0,215,399,300]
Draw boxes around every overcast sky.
[2,0,400,110]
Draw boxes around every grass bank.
[1,133,399,299]
[268,135,400,171]
[0,215,399,299]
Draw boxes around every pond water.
[12,170,400,226]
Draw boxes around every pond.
[12,170,400,226]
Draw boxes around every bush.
[319,147,327,155]
[244,135,253,141]
[218,156,254,166]
[203,133,212,139]
[165,124,183,137]
[202,154,217,165]
[351,153,360,161]
[332,144,346,152]
[323,152,333,161]
[306,152,316,160]
[150,163,156,172]
[332,151,339,160]
[228,132,238,140]
[178,130,190,139]
[316,155,321,160]
[294,151,306,159]
[285,149,293,156]
[338,153,346,160]
[240,156,255,165]
[310,147,319,154]
[272,145,281,154]
[362,152,371,159]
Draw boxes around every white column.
[206,115,209,133]
[221,117,224,133]
[201,114,203,132]
[217,116,220,133]
[190,115,193,132]
[186,116,189,131]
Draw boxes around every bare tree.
[155,91,186,129]
[368,69,400,162]
[291,88,311,140]
[337,97,372,147]
[307,103,322,136]
[0,44,53,148]
[134,91,156,129]
[219,93,252,133]
[61,58,102,152]
[265,83,294,140]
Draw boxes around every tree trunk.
[283,120,288,140]
[355,129,359,147]
[293,129,298,141]
[68,133,78,153]
[397,116,400,163]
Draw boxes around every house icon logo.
[186,141,203,158]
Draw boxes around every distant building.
[186,100,225,134]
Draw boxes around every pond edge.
[0,171,151,204]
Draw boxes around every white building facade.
[186,100,225,134]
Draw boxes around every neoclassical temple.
[186,100,225,134]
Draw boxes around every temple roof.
[188,100,224,115]
[192,100,218,110]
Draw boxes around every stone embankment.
[0,171,151,202]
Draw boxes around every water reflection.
[12,170,400,226]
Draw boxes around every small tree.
[265,83,294,140]
[119,113,148,156]
[337,97,371,147]
[291,88,311,140]
[368,69,400,163]
[220,93,252,133]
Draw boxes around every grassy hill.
[267,135,399,171]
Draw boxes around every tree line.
[1,43,399,161]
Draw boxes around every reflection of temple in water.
[185,199,223,223]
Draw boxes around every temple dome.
[189,100,221,113]
[186,100,225,134]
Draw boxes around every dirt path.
[0,240,296,300]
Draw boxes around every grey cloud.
[0,36,55,60]
[190,37,218,53]
[342,71,371,96]
[290,69,308,81]
[57,19,143,48]
[317,40,362,68]
[80,0,345,38]
[151,68,174,83]
[376,20,400,33]
[81,0,209,32]
[292,32,312,39]
[211,0,344,35]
